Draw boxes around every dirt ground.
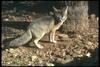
[1,13,99,66]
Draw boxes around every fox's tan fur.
[9,6,68,49]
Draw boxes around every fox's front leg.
[49,33,53,43]
[49,30,57,43]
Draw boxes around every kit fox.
[8,6,68,49]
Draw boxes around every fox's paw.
[52,40,57,43]
[50,39,53,43]
[36,44,44,49]
[50,40,57,43]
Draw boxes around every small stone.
[4,18,9,21]
[9,48,15,53]
[78,35,82,39]
[31,55,38,61]
[77,54,83,57]
[93,34,98,38]
[62,52,66,57]
[46,62,55,66]
[13,53,18,57]
[64,55,73,63]
[7,61,11,64]
[86,52,91,57]
[5,49,9,52]
[87,41,93,46]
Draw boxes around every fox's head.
[50,6,68,22]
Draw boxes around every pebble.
[86,52,91,57]
[46,62,55,66]
[31,55,38,61]
[9,48,15,53]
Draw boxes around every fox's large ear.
[49,11,54,15]
[64,6,68,15]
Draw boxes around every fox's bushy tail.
[8,29,32,47]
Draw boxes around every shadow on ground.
[55,48,99,66]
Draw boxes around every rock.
[7,61,11,64]
[85,52,91,57]
[62,51,66,57]
[9,48,15,53]
[87,41,93,46]
[93,34,98,38]
[46,62,55,66]
[77,34,83,39]
[31,55,38,61]
[3,18,9,21]
[77,54,83,57]
[5,49,9,52]
[64,55,73,63]
[56,56,73,64]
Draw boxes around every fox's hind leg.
[34,32,45,49]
